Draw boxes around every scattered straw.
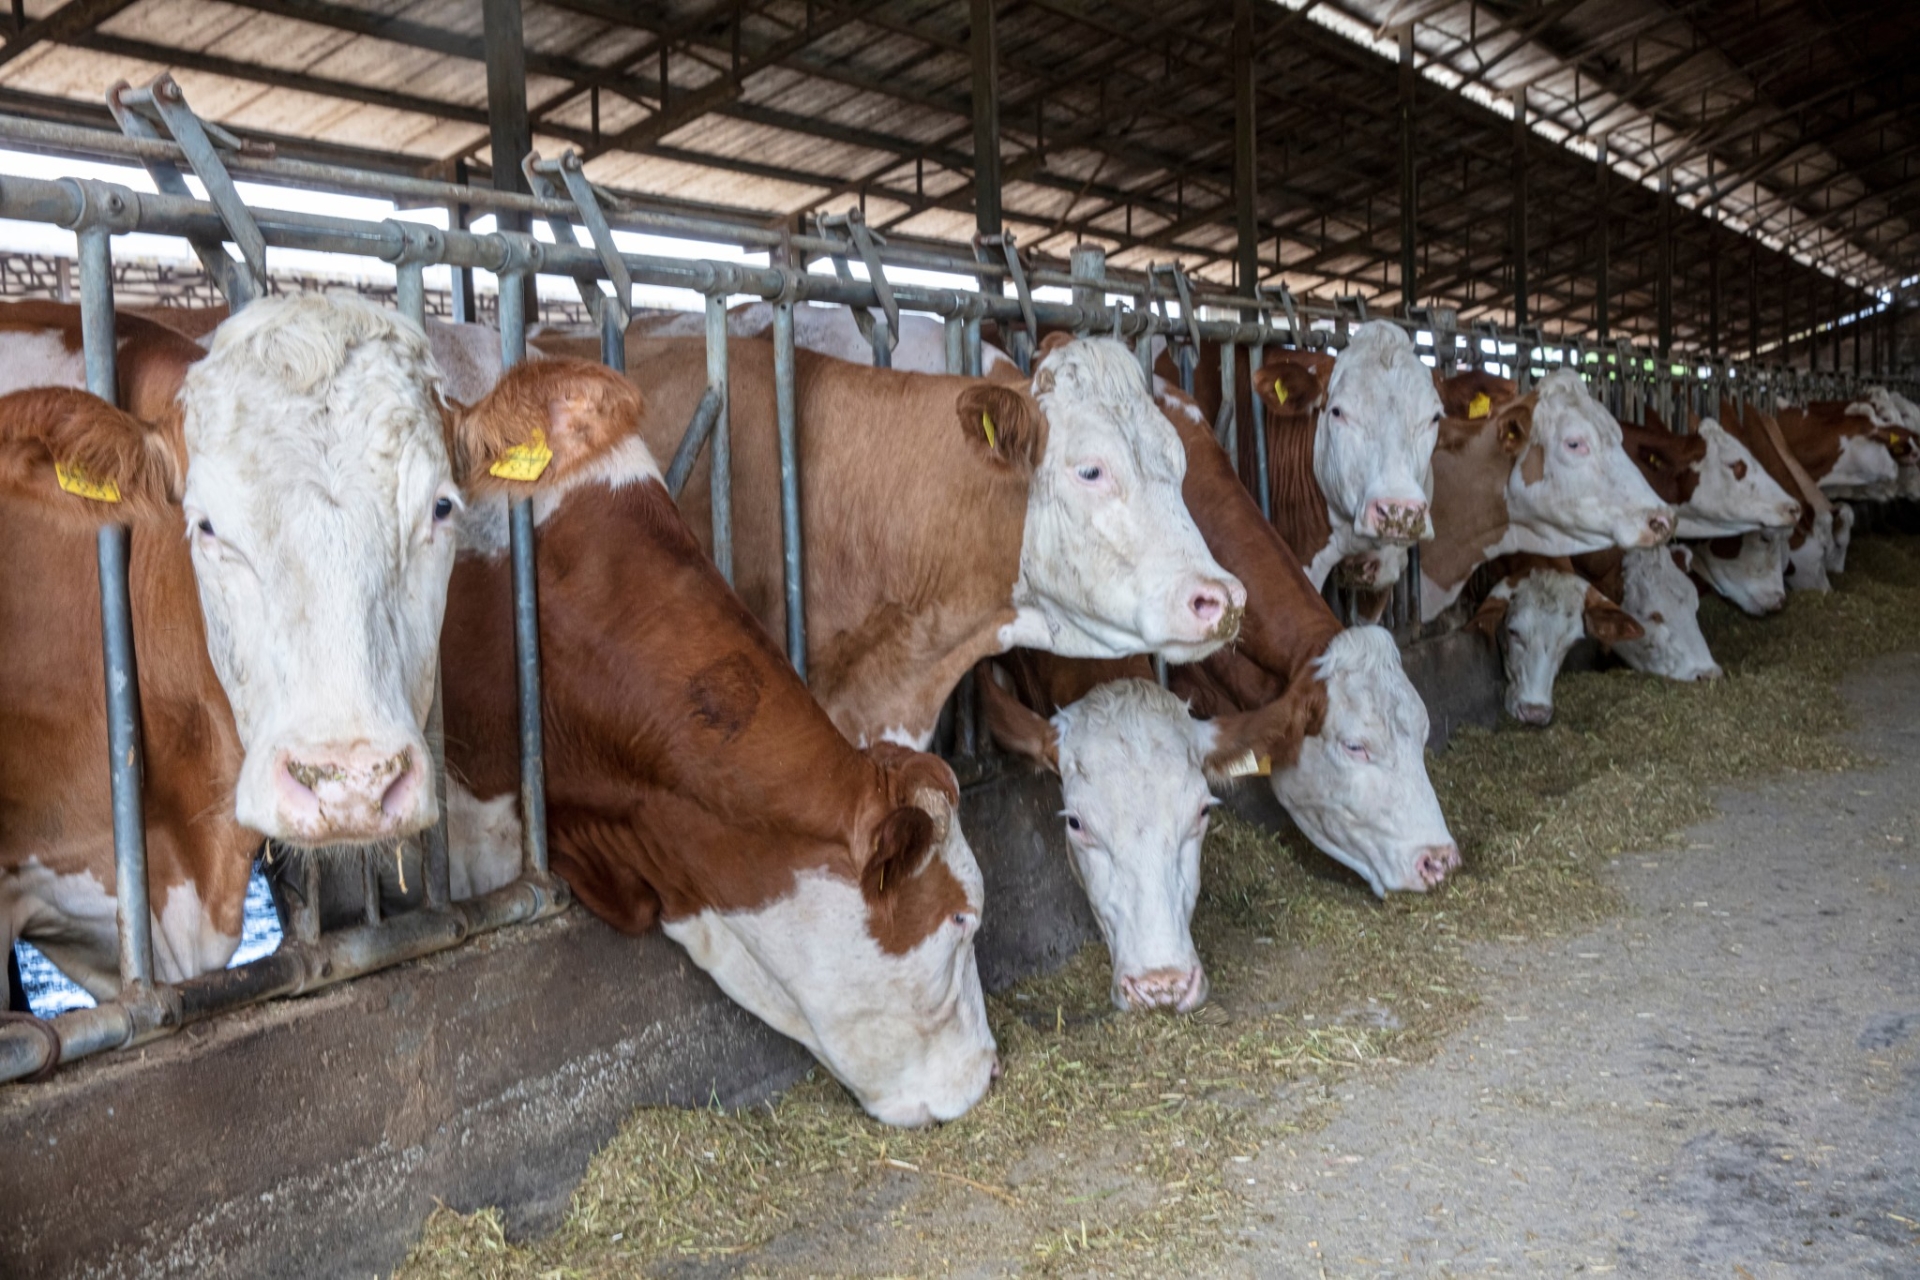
[398,534,1920,1280]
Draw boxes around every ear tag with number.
[55,461,121,503]
[488,427,553,482]
[1468,392,1492,419]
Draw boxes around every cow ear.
[0,387,180,528]
[1201,677,1325,779]
[1583,590,1645,646]
[978,664,1059,774]
[956,384,1044,471]
[1494,401,1533,456]
[1252,357,1318,415]
[1635,441,1669,471]
[1670,545,1694,573]
[453,358,645,493]
[1467,591,1510,639]
[860,803,937,901]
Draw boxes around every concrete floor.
[1238,652,1920,1278]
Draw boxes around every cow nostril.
[990,1054,1003,1082]
[1189,590,1223,623]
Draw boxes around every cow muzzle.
[1638,510,1676,546]
[1510,700,1554,727]
[1172,573,1247,645]
[1412,843,1462,889]
[1117,965,1208,1013]
[1361,497,1429,544]
[269,740,433,844]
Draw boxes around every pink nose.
[1183,575,1246,639]
[1644,512,1675,544]
[273,742,429,844]
[1119,966,1208,1013]
[1415,844,1461,889]
[1363,497,1428,542]
[1512,701,1554,727]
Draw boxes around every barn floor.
[402,540,1920,1280]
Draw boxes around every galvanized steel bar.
[944,314,965,375]
[704,289,734,585]
[1217,339,1238,471]
[1249,331,1271,521]
[664,388,722,498]
[496,253,550,878]
[772,293,807,679]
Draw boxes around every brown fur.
[453,359,647,496]
[1422,397,1536,596]
[1619,421,1705,507]
[1776,401,1880,481]
[1247,352,1337,564]
[0,300,204,424]
[0,388,183,529]
[1433,369,1518,420]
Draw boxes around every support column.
[484,0,533,329]
[1656,166,1673,361]
[1749,243,1762,361]
[1707,233,1721,359]
[969,0,1001,237]
[1510,91,1527,329]
[1398,24,1416,316]
[1235,0,1259,311]
[449,157,476,325]
[1594,135,1609,342]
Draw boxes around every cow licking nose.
[269,741,432,844]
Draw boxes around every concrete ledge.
[0,770,1091,1280]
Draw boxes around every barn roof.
[1,0,1914,356]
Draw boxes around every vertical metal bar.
[1069,243,1104,334]
[964,314,983,379]
[968,0,1001,238]
[944,313,965,376]
[80,225,154,993]
[869,313,892,369]
[1595,136,1609,345]
[1218,338,1238,472]
[600,301,626,374]
[485,0,533,343]
[1177,345,1196,397]
[772,295,807,679]
[1397,24,1416,315]
[1250,333,1271,521]
[1657,166,1673,363]
[396,262,425,331]
[497,267,548,878]
[1235,0,1259,312]
[449,159,475,326]
[705,291,733,586]
[1511,91,1528,331]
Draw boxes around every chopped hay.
[399,534,1920,1280]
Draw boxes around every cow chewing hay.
[400,534,1920,1280]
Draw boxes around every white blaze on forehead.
[1013,337,1243,664]
[1492,571,1590,721]
[1614,547,1719,682]
[1507,369,1672,554]
[1269,628,1455,897]
[1692,530,1788,616]
[181,293,456,845]
[1676,420,1801,538]
[1052,679,1209,1009]
[661,819,995,1128]
[1318,320,1443,540]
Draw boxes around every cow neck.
[0,485,253,969]
[441,477,935,931]
[1261,397,1336,569]
[1774,404,1862,482]
[1618,422,1703,508]
[1730,404,1828,523]
[1159,394,1340,716]
[1422,414,1521,596]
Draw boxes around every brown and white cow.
[1704,402,1840,598]
[532,330,1245,751]
[441,361,996,1126]
[0,295,467,999]
[1420,369,1675,621]
[1468,556,1645,725]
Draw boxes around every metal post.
[1218,337,1238,471]
[1594,136,1609,344]
[1397,24,1416,315]
[1510,91,1527,330]
[1070,243,1104,334]
[1235,0,1260,312]
[449,158,475,326]
[772,291,807,678]
[944,313,966,375]
[484,0,533,336]
[968,0,1001,238]
[1749,243,1762,361]
[497,252,548,879]
[1657,166,1673,364]
[76,222,156,994]
[704,289,733,585]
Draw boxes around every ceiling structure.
[0,0,1914,365]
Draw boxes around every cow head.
[1469,570,1642,726]
[1823,431,1900,494]
[1312,322,1442,543]
[1019,337,1245,662]
[1614,547,1720,683]
[1503,370,1675,553]
[981,674,1215,1012]
[1673,420,1801,538]
[1268,627,1460,896]
[1784,510,1835,593]
[173,295,460,846]
[1692,530,1788,615]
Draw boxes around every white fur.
[1504,370,1674,556]
[1050,680,1211,1011]
[1269,628,1457,896]
[457,437,663,556]
[3,858,120,1001]
[0,329,87,396]
[1675,420,1801,538]
[1691,530,1788,615]
[1822,433,1899,493]
[1016,338,1244,663]
[1785,509,1835,593]
[1487,570,1590,724]
[444,777,524,900]
[181,295,457,846]
[425,317,505,405]
[1614,547,1719,682]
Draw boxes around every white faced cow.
[1470,562,1644,726]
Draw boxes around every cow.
[1693,529,1790,616]
[531,329,1246,751]
[1581,546,1722,685]
[1777,400,1902,498]
[1468,558,1645,726]
[1714,402,1839,596]
[1240,322,1444,591]
[1420,369,1675,622]
[440,360,996,1127]
[0,295,469,1000]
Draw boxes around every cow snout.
[1119,965,1209,1013]
[1694,664,1724,682]
[272,742,431,844]
[1180,574,1247,643]
[1414,843,1462,889]
[1643,511,1675,545]
[1776,501,1803,529]
[1512,701,1554,727]
[1362,497,1429,544]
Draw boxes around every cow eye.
[1329,405,1346,420]
[433,495,455,521]
[1565,437,1591,456]
[1074,464,1104,484]
[1341,740,1371,763]
[1064,814,1083,832]
[196,518,215,538]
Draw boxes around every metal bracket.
[974,230,1038,347]
[105,74,269,308]
[1334,293,1370,325]
[524,149,634,332]
[1146,262,1204,353]
[1261,283,1306,349]
[816,207,900,352]
[1471,319,1504,369]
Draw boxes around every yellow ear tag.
[55,461,121,503]
[488,427,553,482]
[1273,381,1289,406]
[1222,749,1272,779]
[1468,392,1492,419]
[980,411,998,451]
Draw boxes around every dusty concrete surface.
[1237,652,1920,1278]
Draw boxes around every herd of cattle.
[0,289,1913,1128]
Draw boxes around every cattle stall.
[0,1,1916,1273]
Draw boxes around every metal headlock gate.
[0,80,1914,1085]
